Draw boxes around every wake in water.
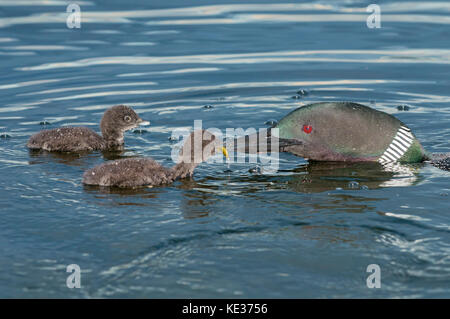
[430,153,450,171]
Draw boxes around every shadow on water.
[284,161,425,193]
[82,184,166,208]
[200,161,425,194]
[176,178,223,219]
[27,148,140,166]
[79,161,425,218]
[81,175,214,215]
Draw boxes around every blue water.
[0,0,449,298]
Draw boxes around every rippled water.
[0,0,449,298]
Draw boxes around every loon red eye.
[303,125,313,134]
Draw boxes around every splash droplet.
[296,89,309,96]
[249,166,262,174]
[397,104,410,111]
[348,181,360,189]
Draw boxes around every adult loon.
[231,102,449,170]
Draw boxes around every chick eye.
[124,115,132,122]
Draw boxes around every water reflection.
[193,161,424,195]
[78,160,424,217]
[83,183,162,198]
[177,178,220,219]
[27,149,97,167]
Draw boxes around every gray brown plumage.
[82,130,227,187]
[27,105,149,152]
[429,153,450,171]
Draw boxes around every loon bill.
[231,102,449,170]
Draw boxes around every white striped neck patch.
[378,126,414,164]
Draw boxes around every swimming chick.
[82,130,229,188]
[231,102,449,170]
[27,105,149,152]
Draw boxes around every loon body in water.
[27,105,149,152]
[83,130,228,188]
[233,102,449,170]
